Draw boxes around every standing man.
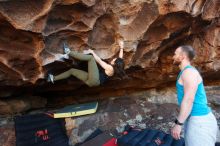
[171,45,218,146]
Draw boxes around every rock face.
[0,96,47,115]
[0,0,219,98]
[0,88,220,145]
[0,117,15,146]
[66,95,220,145]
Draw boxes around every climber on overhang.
[47,40,126,87]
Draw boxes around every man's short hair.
[180,45,195,60]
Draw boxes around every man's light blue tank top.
[176,65,211,116]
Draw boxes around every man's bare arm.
[177,69,198,123]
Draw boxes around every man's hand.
[171,124,182,140]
